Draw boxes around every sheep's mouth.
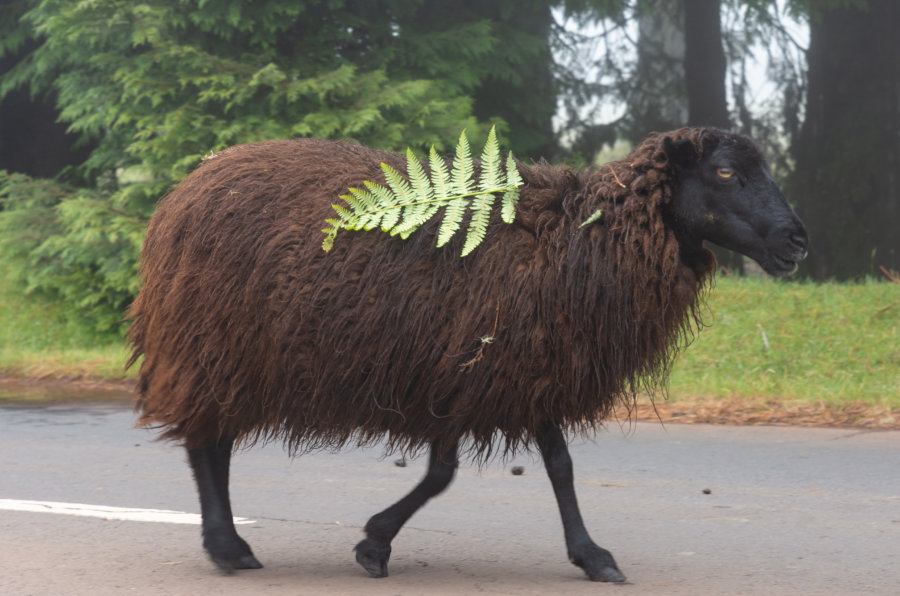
[766,254,800,277]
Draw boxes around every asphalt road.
[1,400,898,595]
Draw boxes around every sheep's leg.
[187,438,262,573]
[537,422,626,582]
[355,440,459,578]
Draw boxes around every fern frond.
[501,152,522,224]
[505,151,523,187]
[462,192,495,257]
[323,125,524,256]
[331,203,354,222]
[382,163,414,209]
[365,180,402,231]
[429,145,452,200]
[579,209,603,229]
[479,126,501,192]
[346,187,379,230]
[406,148,433,203]
[452,130,474,196]
[501,188,519,225]
[436,196,468,247]
[322,218,341,251]
[392,149,434,237]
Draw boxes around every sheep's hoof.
[569,544,626,583]
[210,552,263,574]
[354,538,391,578]
[586,565,626,583]
[204,532,263,574]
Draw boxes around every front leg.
[355,440,458,577]
[187,437,262,573]
[536,422,626,582]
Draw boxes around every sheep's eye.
[716,168,734,179]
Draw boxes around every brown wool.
[128,129,717,461]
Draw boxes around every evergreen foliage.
[0,0,506,334]
[0,171,142,337]
[323,127,524,256]
[4,0,885,340]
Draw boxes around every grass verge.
[668,276,899,409]
[1,265,898,412]
[0,262,131,383]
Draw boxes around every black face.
[664,133,808,277]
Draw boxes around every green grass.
[0,263,131,381]
[668,277,900,408]
[1,263,898,407]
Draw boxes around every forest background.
[0,0,897,414]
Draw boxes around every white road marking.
[0,499,254,525]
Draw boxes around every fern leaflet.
[462,192,495,257]
[501,152,523,224]
[451,130,475,196]
[579,209,603,229]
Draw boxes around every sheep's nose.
[788,231,808,260]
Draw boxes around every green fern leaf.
[429,145,452,200]
[406,148,433,203]
[346,187,379,230]
[382,162,414,207]
[579,209,603,228]
[393,149,434,237]
[479,126,501,192]
[322,218,341,252]
[505,150,523,187]
[501,152,522,224]
[436,196,467,247]
[332,203,354,221]
[348,186,377,211]
[340,193,361,212]
[365,180,402,231]
[382,162,418,237]
[452,130,474,196]
[462,192,494,257]
[501,188,519,224]
[324,126,524,255]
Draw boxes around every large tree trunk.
[411,0,558,161]
[683,0,730,129]
[789,0,900,279]
[470,0,558,161]
[627,0,688,144]
[682,0,741,273]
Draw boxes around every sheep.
[127,127,808,583]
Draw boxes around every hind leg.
[537,422,626,582]
[187,437,262,573]
[355,440,458,577]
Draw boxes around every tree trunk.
[627,0,687,144]
[682,0,741,273]
[411,0,558,161]
[683,0,730,129]
[789,0,900,279]
[470,0,558,161]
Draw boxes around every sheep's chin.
[761,254,799,277]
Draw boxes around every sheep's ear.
[663,137,698,171]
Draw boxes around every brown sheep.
[128,127,808,583]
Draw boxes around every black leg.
[355,440,459,577]
[187,437,262,573]
[536,422,626,582]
